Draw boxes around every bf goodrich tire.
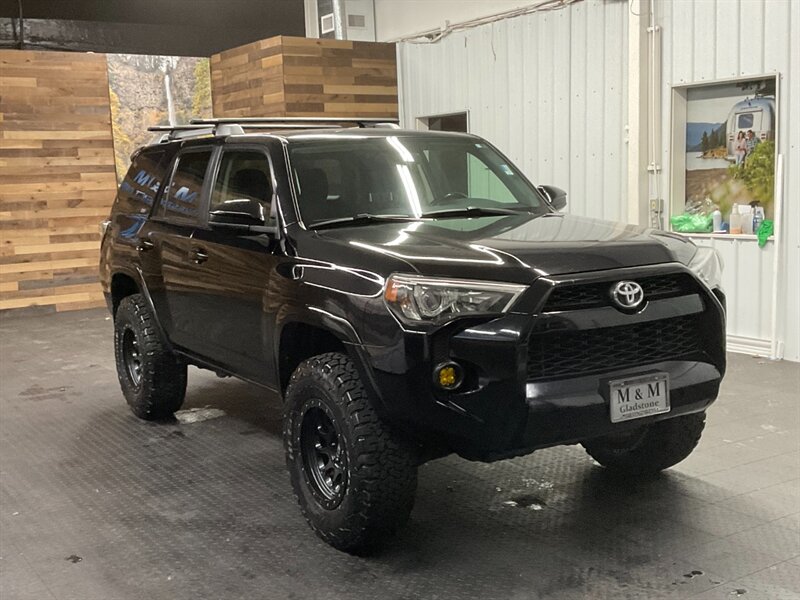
[114,293,187,420]
[582,412,706,476]
[284,352,417,553]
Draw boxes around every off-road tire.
[284,352,417,553]
[114,293,187,420]
[582,412,706,476]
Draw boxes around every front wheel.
[582,412,706,476]
[284,352,417,553]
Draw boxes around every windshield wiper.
[309,213,417,230]
[420,206,527,219]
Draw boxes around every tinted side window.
[155,150,212,222]
[114,148,172,215]
[210,150,273,218]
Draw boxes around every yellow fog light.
[434,362,463,390]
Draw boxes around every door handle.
[191,247,209,264]
[136,240,154,252]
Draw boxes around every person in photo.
[744,129,760,165]
[735,130,747,165]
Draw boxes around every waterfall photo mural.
[106,54,212,181]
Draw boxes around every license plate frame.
[608,373,670,423]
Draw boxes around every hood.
[311,212,697,284]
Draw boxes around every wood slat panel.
[0,50,116,313]
[211,35,398,118]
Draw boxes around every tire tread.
[582,412,706,476]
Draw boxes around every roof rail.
[148,116,401,143]
[190,117,399,128]
[147,123,246,142]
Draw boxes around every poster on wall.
[106,54,213,182]
[678,76,776,233]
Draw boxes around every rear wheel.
[114,294,187,420]
[284,352,417,553]
[582,412,706,476]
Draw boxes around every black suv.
[100,118,726,552]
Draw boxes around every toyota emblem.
[610,281,645,310]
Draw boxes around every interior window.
[210,150,273,218]
[155,150,212,222]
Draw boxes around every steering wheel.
[432,191,468,205]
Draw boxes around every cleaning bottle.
[712,209,722,232]
[742,206,754,235]
[730,203,742,234]
[753,206,765,234]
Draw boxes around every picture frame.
[668,73,780,238]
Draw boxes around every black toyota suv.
[100,118,726,553]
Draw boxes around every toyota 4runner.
[100,117,726,553]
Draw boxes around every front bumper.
[358,265,726,462]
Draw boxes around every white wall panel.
[659,0,799,360]
[398,0,629,222]
[374,0,533,41]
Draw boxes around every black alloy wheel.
[121,327,143,387]
[300,402,348,509]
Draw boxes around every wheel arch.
[110,271,140,315]
[278,320,349,393]
[276,308,371,395]
[110,268,173,351]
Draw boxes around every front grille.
[526,315,702,380]
[543,273,696,312]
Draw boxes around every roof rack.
[147,123,247,143]
[190,117,399,128]
[148,116,401,143]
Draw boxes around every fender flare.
[111,266,174,352]
[274,307,386,408]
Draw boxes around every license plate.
[608,373,670,423]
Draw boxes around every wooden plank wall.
[0,50,117,312]
[211,36,397,118]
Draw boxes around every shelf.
[676,232,774,242]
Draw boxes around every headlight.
[384,274,526,324]
[688,246,723,289]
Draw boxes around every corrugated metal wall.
[397,0,630,222]
[397,0,799,361]
[658,0,799,360]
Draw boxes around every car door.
[186,145,280,381]
[144,145,215,355]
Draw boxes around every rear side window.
[114,148,172,215]
[155,149,212,223]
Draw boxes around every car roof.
[225,127,478,143]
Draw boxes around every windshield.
[287,135,545,226]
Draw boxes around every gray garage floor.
[0,309,798,600]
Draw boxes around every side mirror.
[538,185,567,211]
[209,198,266,227]
[209,198,277,235]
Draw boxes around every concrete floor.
[0,309,798,600]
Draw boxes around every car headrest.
[230,168,270,203]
